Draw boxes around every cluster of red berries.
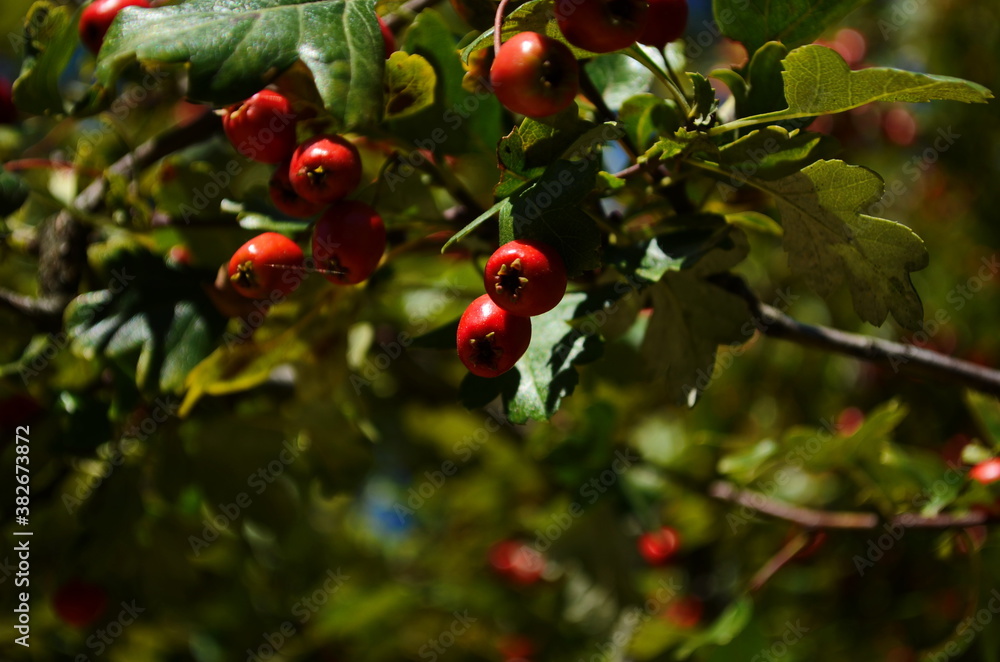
[490,0,689,118]
[220,89,385,300]
[457,239,568,377]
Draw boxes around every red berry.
[555,0,648,53]
[664,596,703,629]
[52,579,108,628]
[311,201,386,285]
[490,33,579,119]
[222,90,299,164]
[485,239,567,317]
[971,458,1000,485]
[227,232,305,299]
[377,15,397,58]
[457,295,532,378]
[836,407,865,436]
[637,526,680,565]
[289,134,363,204]
[637,0,688,48]
[79,0,149,54]
[0,78,16,124]
[489,540,546,585]
[269,163,324,218]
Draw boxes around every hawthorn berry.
[457,295,532,378]
[637,0,688,48]
[289,134,363,204]
[227,232,305,299]
[970,458,1000,485]
[52,579,108,628]
[485,239,567,317]
[222,90,299,164]
[79,0,149,54]
[555,0,648,54]
[637,526,680,565]
[269,163,325,218]
[377,15,397,58]
[664,595,703,629]
[490,32,579,119]
[489,540,546,585]
[311,201,386,285]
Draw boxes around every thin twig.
[749,531,809,592]
[709,481,996,530]
[383,0,441,33]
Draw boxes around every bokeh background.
[3,0,1000,660]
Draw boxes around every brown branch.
[709,481,995,530]
[383,0,441,32]
[749,531,809,592]
[717,276,1000,399]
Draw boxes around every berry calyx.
[457,295,532,378]
[269,163,325,218]
[311,201,386,285]
[485,239,568,317]
[222,90,299,164]
[637,0,688,48]
[490,32,579,119]
[970,458,1000,485]
[79,0,150,54]
[637,526,680,565]
[289,134,363,204]
[227,232,305,299]
[555,0,648,54]
[52,579,108,628]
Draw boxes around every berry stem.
[627,44,691,116]
[493,0,514,57]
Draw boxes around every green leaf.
[712,0,869,55]
[12,1,83,115]
[0,172,30,216]
[697,157,928,329]
[640,134,689,163]
[500,159,602,276]
[391,9,502,153]
[607,217,747,282]
[724,45,994,132]
[65,249,228,393]
[619,94,679,153]
[724,211,782,236]
[966,390,1000,450]
[718,439,779,482]
[494,293,605,423]
[718,126,839,180]
[96,0,385,129]
[584,54,654,109]
[495,113,595,198]
[639,231,751,406]
[460,0,606,63]
[441,199,508,252]
[742,41,789,118]
[383,51,436,120]
[675,596,753,659]
[688,72,719,127]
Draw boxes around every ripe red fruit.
[490,32,580,119]
[637,0,688,48]
[489,540,546,585]
[970,458,1000,485]
[311,201,386,285]
[637,526,680,565]
[377,15,397,58]
[222,90,298,164]
[457,295,532,378]
[555,0,648,53]
[664,595,703,629]
[485,239,567,317]
[269,163,324,218]
[289,134,363,204]
[836,407,865,436]
[79,0,150,54]
[227,232,305,299]
[52,579,108,628]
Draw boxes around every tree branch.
[709,481,996,530]
[720,276,1000,398]
[383,0,440,32]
